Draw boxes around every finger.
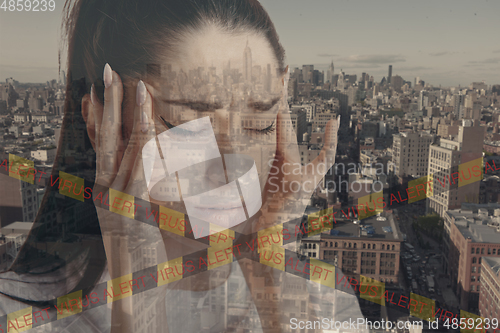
[275,102,300,167]
[114,80,154,199]
[99,63,124,184]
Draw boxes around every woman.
[0,0,367,332]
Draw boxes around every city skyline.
[1,0,499,86]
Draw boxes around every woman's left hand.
[83,64,166,333]
[256,71,339,232]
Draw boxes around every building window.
[382,245,385,250]
[471,248,475,254]
[373,244,376,250]
[363,243,366,249]
[476,248,480,254]
[481,248,485,255]
[392,245,395,250]
[488,248,491,255]
[335,242,338,247]
[472,257,477,264]
[354,243,357,249]
[472,267,476,273]
[368,244,371,249]
[330,242,333,247]
[313,244,316,249]
[494,249,497,255]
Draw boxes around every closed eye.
[157,115,197,136]
[162,99,222,112]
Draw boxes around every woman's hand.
[256,70,340,233]
[91,63,154,200]
[83,63,166,333]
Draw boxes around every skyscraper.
[302,65,314,83]
[243,40,252,82]
[388,65,392,85]
[426,121,485,217]
[327,61,334,83]
[390,131,434,182]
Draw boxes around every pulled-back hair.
[4,0,284,304]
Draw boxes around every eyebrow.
[162,97,281,113]
[248,97,281,112]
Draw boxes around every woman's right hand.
[83,63,167,333]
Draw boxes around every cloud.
[317,53,338,57]
[396,66,433,71]
[337,54,406,64]
[492,49,500,54]
[429,51,458,57]
[468,57,500,65]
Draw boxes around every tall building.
[21,181,42,222]
[453,94,466,119]
[446,205,500,311]
[243,40,252,82]
[426,122,485,217]
[390,131,434,181]
[418,90,429,111]
[289,109,307,143]
[388,65,392,85]
[479,256,500,330]
[302,65,314,83]
[337,70,345,91]
[326,61,335,83]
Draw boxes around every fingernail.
[136,80,147,106]
[90,84,96,106]
[104,63,113,88]
[141,111,149,133]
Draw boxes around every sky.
[1,0,499,87]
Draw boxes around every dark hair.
[3,0,285,304]
[66,0,285,96]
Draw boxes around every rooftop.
[1,222,33,235]
[483,257,500,276]
[318,214,402,241]
[455,223,500,244]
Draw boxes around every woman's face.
[123,25,285,233]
